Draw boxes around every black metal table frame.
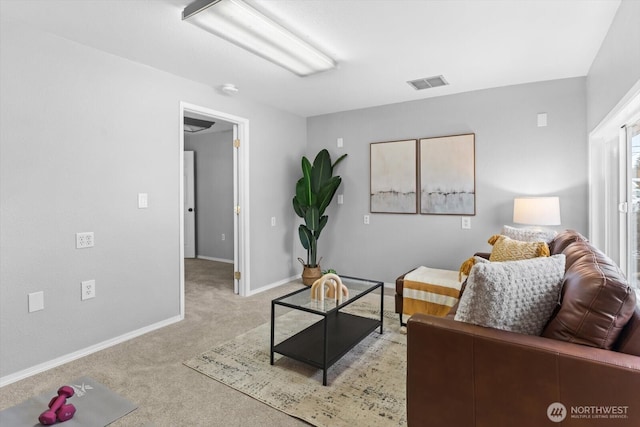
[270,276,384,386]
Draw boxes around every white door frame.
[179,102,250,317]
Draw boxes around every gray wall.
[0,22,306,378]
[586,0,640,131]
[185,130,234,261]
[306,78,588,284]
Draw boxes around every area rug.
[0,376,137,426]
[184,296,407,427]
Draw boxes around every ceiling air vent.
[407,75,449,90]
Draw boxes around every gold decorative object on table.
[310,273,349,304]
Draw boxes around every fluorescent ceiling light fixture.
[183,0,336,77]
[184,117,215,133]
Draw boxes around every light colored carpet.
[184,297,407,427]
[0,259,311,426]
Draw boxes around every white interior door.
[184,150,196,258]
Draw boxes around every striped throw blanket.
[403,266,463,318]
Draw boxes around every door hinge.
[234,271,241,280]
[235,205,241,215]
[233,139,240,148]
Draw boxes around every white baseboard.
[0,314,183,388]
[246,274,302,296]
[196,255,233,264]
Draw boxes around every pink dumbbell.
[39,386,76,425]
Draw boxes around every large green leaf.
[301,156,312,205]
[292,197,305,218]
[304,206,320,231]
[298,225,313,250]
[315,215,328,238]
[311,149,332,193]
[317,176,341,215]
[296,175,317,208]
[332,153,348,170]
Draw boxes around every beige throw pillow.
[488,234,550,262]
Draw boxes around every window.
[628,123,640,288]
[589,86,640,290]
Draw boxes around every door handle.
[188,208,193,212]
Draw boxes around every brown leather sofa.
[404,230,640,426]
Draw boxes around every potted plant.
[293,149,347,285]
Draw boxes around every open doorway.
[183,115,234,262]
[179,102,250,317]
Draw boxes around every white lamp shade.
[513,197,561,226]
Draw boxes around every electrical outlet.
[364,215,370,225]
[76,232,94,249]
[81,280,96,300]
[461,217,471,229]
[221,233,225,241]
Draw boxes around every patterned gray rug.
[184,296,406,427]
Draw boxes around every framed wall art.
[419,133,475,215]
[370,139,418,213]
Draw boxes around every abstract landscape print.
[420,134,475,215]
[370,139,417,213]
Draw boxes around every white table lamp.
[513,197,561,226]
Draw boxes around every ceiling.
[1,0,621,117]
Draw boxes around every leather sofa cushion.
[542,240,636,349]
[549,229,587,256]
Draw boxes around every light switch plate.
[28,291,44,313]
[138,193,148,209]
[537,113,548,127]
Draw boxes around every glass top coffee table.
[270,276,383,386]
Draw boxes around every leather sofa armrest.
[395,268,418,315]
[407,314,640,427]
